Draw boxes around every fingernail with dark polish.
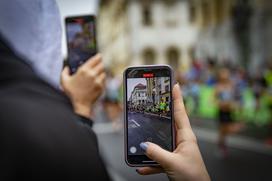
[140,142,148,151]
[136,169,140,174]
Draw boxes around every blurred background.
[57,0,272,180]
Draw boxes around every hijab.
[0,0,63,88]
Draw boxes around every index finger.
[173,84,191,130]
[84,53,102,68]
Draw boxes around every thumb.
[61,66,70,83]
[140,142,174,168]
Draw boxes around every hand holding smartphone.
[65,15,97,74]
[124,65,175,167]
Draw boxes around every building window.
[189,3,196,23]
[165,85,170,92]
[166,47,179,69]
[142,4,152,26]
[201,0,211,26]
[143,48,156,65]
[215,0,224,24]
[164,0,177,27]
[165,0,175,6]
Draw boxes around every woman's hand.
[61,54,106,119]
[137,84,210,181]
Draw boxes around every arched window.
[166,47,180,69]
[143,48,156,65]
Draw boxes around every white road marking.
[130,119,140,127]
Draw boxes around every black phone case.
[123,65,175,167]
[65,15,97,74]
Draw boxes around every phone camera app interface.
[67,17,96,73]
[126,70,172,156]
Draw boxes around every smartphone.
[124,65,175,167]
[65,15,97,74]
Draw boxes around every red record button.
[74,18,84,24]
[143,73,154,78]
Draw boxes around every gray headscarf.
[0,0,63,88]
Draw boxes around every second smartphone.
[124,65,175,167]
[65,15,97,74]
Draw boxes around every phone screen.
[65,15,96,74]
[125,66,174,165]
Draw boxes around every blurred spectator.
[103,69,123,129]
[204,58,217,87]
[186,60,202,114]
[232,66,247,115]
[264,62,272,145]
[251,70,267,112]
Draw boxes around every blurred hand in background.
[61,54,106,118]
